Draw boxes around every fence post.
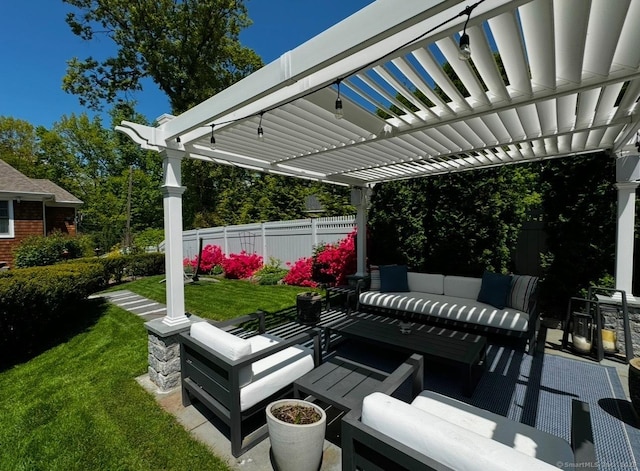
[311,218,318,250]
[223,226,229,256]
[262,222,268,260]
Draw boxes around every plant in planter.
[266,399,327,471]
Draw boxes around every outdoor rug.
[335,339,639,470]
[424,345,640,470]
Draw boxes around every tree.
[368,165,540,275]
[62,0,263,113]
[538,153,617,318]
[0,117,42,177]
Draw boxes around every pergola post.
[615,181,638,295]
[351,187,370,277]
[161,149,189,326]
[615,155,640,295]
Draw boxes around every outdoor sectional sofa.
[355,268,539,353]
[341,390,596,470]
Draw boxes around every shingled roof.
[0,159,83,205]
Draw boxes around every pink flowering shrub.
[183,244,225,274]
[222,251,263,279]
[282,229,357,287]
[314,229,357,286]
[282,257,318,288]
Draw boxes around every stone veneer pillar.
[145,316,202,392]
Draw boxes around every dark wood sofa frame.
[179,311,322,457]
[341,397,597,471]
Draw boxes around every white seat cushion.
[361,392,562,471]
[359,291,529,332]
[240,334,314,411]
[411,391,574,467]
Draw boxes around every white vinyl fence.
[160,216,355,266]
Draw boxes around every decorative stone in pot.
[266,399,327,471]
[629,358,640,416]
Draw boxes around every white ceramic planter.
[266,399,327,471]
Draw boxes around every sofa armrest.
[341,353,436,471]
[181,328,320,372]
[341,411,451,471]
[374,353,423,401]
[571,400,597,469]
[214,310,266,333]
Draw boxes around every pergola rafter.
[117,0,640,326]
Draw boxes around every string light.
[201,1,484,145]
[458,5,474,61]
[258,112,264,140]
[335,80,344,119]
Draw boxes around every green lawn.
[114,275,315,320]
[0,277,319,470]
[0,300,228,471]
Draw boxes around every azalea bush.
[222,251,263,279]
[313,230,357,286]
[199,244,225,273]
[282,257,317,288]
[282,230,357,287]
[183,245,262,279]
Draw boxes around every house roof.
[0,159,83,205]
[31,179,83,205]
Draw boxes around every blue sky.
[0,0,373,129]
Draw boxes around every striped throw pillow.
[508,275,538,312]
[369,265,380,291]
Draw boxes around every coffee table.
[293,354,423,413]
[325,315,487,396]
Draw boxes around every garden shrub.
[184,244,225,274]
[0,261,108,365]
[72,252,165,282]
[14,232,84,268]
[254,258,288,285]
[312,230,357,286]
[127,252,165,277]
[222,251,263,279]
[282,257,317,288]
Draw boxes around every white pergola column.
[161,149,189,326]
[351,187,371,277]
[615,181,638,294]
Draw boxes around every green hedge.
[13,232,85,268]
[0,261,108,364]
[74,252,165,283]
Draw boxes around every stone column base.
[145,316,200,392]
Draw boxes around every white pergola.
[118,0,640,326]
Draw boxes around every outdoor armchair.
[179,312,321,457]
[341,391,596,470]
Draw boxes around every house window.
[0,200,14,238]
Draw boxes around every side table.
[326,285,357,310]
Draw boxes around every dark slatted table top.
[294,356,390,411]
[327,314,486,368]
